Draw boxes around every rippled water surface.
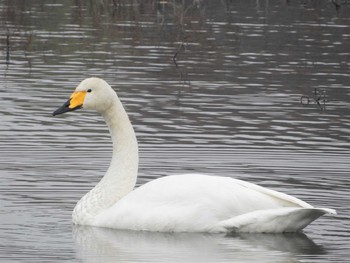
[1,0,350,262]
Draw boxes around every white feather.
[55,78,336,233]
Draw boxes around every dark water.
[0,0,349,262]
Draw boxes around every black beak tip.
[53,99,72,116]
[53,99,82,117]
[52,110,60,116]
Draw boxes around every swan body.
[53,77,336,233]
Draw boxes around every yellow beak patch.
[69,91,87,109]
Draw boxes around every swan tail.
[218,207,336,233]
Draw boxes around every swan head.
[53,78,117,116]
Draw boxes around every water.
[0,0,349,262]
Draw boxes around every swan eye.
[87,89,92,93]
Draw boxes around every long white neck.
[72,96,138,225]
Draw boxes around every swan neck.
[102,97,138,188]
[103,100,134,149]
[73,96,138,225]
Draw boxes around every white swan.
[53,77,336,233]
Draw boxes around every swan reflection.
[73,225,325,262]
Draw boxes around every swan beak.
[53,91,87,116]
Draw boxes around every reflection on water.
[1,0,350,262]
[73,225,324,263]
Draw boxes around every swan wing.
[219,207,336,233]
[92,174,332,232]
[229,177,313,208]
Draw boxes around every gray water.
[0,0,349,262]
